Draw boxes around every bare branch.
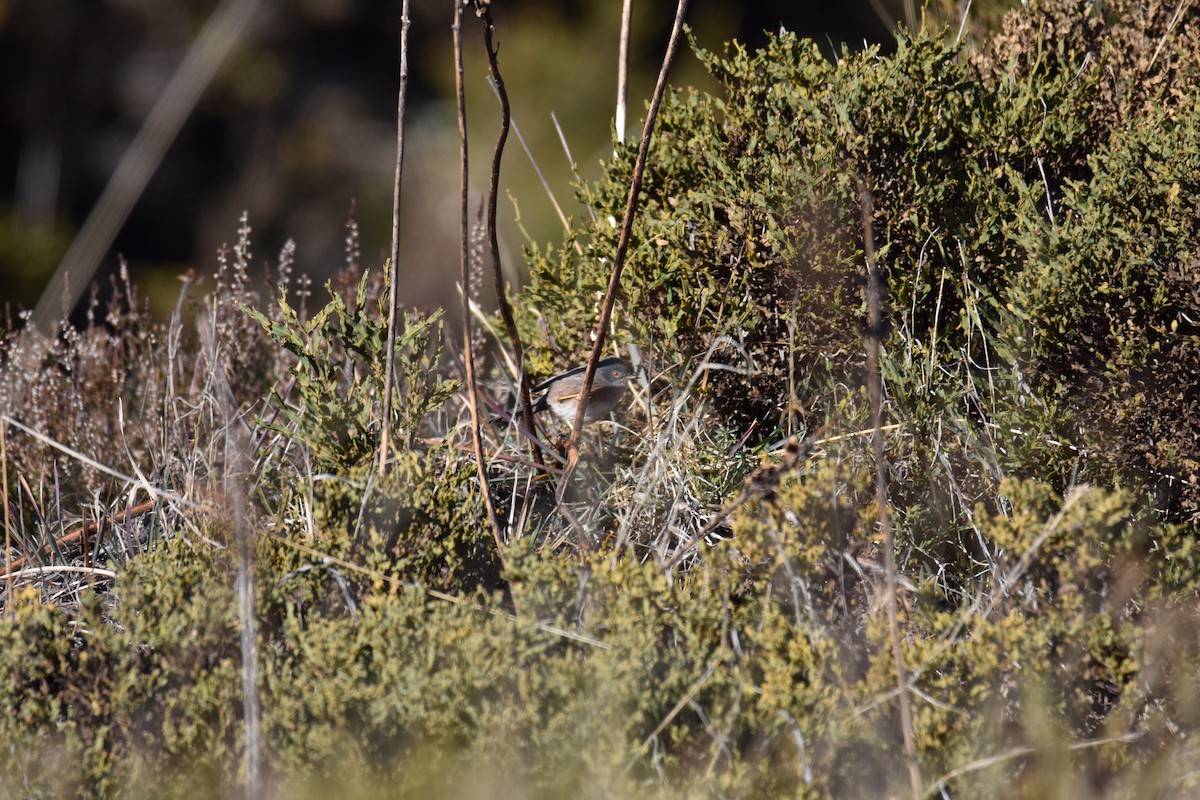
[2,422,9,615]
[475,1,544,471]
[458,0,508,563]
[200,316,261,800]
[378,0,412,477]
[616,0,634,145]
[558,0,690,531]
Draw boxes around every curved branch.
[458,0,507,564]
[475,1,544,470]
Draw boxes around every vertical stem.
[475,1,544,470]
[458,1,507,562]
[560,0,689,507]
[378,0,412,477]
[472,1,544,474]
[955,0,974,43]
[616,0,634,145]
[233,435,260,800]
[859,181,922,798]
[203,315,261,800]
[2,422,9,615]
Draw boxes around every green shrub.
[4,2,1200,797]
[245,272,457,472]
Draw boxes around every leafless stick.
[457,0,507,563]
[550,112,578,173]
[378,0,412,477]
[559,0,690,519]
[1,498,158,574]
[624,660,720,774]
[2,422,9,614]
[955,0,974,43]
[201,319,261,800]
[475,1,544,471]
[860,180,922,798]
[924,731,1143,797]
[233,428,261,800]
[865,0,898,33]
[1,414,185,504]
[2,565,118,582]
[616,0,634,144]
[1148,0,1191,72]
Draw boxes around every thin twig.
[2,565,118,582]
[624,660,720,774]
[201,316,262,800]
[559,0,690,536]
[1,414,184,504]
[1148,0,1193,73]
[2,422,10,613]
[616,0,634,145]
[923,731,1144,797]
[865,0,899,34]
[474,0,544,471]
[550,111,596,225]
[487,77,575,242]
[955,0,974,43]
[859,180,922,797]
[1036,157,1055,226]
[378,0,412,477]
[457,0,507,564]
[808,423,902,447]
[0,498,158,574]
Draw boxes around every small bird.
[495,357,632,425]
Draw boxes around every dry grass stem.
[488,77,575,243]
[616,0,634,144]
[860,180,922,797]
[3,565,118,582]
[378,0,413,477]
[202,312,262,800]
[2,422,9,614]
[1,498,157,574]
[458,0,507,562]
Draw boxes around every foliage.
[2,2,1200,798]
[522,0,1200,520]
[245,272,457,472]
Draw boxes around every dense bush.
[2,1,1199,797]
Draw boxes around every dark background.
[0,0,943,320]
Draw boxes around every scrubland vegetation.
[2,1,1200,797]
